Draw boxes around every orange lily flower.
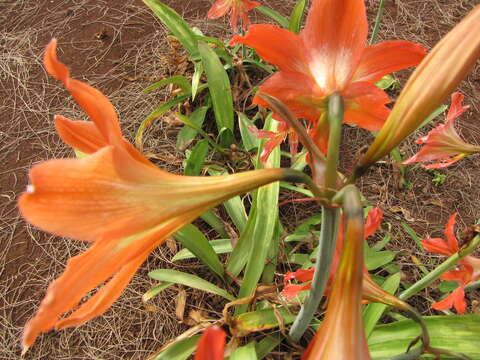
[403,92,480,169]
[19,40,289,353]
[422,213,480,314]
[194,326,227,360]
[360,5,480,170]
[302,190,371,359]
[231,0,426,158]
[207,0,261,32]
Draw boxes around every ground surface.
[0,0,479,359]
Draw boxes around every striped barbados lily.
[231,0,426,160]
[207,0,261,32]
[422,213,480,314]
[19,39,291,353]
[403,92,480,169]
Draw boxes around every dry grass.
[1,0,479,359]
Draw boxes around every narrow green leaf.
[363,273,401,338]
[230,342,258,360]
[150,335,200,360]
[289,0,307,33]
[143,75,191,94]
[149,269,234,301]
[256,6,289,28]
[143,0,198,56]
[235,118,280,314]
[172,239,232,261]
[372,233,393,251]
[173,224,224,278]
[218,127,235,148]
[279,182,313,197]
[176,106,209,151]
[191,61,203,100]
[200,210,229,238]
[417,104,448,131]
[255,334,282,360]
[223,195,248,233]
[136,94,190,150]
[142,282,173,302]
[184,139,209,176]
[198,42,234,132]
[195,35,232,66]
[369,315,480,359]
[238,112,260,151]
[400,222,423,250]
[364,247,396,271]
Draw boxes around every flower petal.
[44,39,123,144]
[343,82,390,131]
[194,326,226,360]
[422,237,456,256]
[231,25,309,73]
[54,115,108,154]
[364,207,383,239]
[302,0,368,90]
[353,41,427,83]
[284,268,315,283]
[444,212,460,253]
[446,92,470,123]
[207,0,231,19]
[432,287,466,314]
[282,283,312,299]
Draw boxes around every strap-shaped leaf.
[143,75,191,94]
[255,6,289,28]
[288,0,307,33]
[149,335,200,360]
[149,269,234,301]
[172,239,232,262]
[143,0,198,56]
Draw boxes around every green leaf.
[232,307,296,335]
[375,74,398,90]
[198,42,234,132]
[74,149,88,158]
[191,61,204,100]
[136,94,190,150]
[400,222,424,250]
[176,106,209,151]
[364,247,396,271]
[256,6,289,28]
[218,127,235,148]
[143,0,198,57]
[150,335,200,360]
[223,195,248,233]
[255,334,282,360]
[416,104,449,131]
[184,139,209,176]
[173,224,224,278]
[238,112,260,151]
[143,75,191,94]
[372,233,393,251]
[230,342,258,360]
[363,273,401,338]
[200,210,228,238]
[279,182,313,197]
[235,117,280,314]
[369,315,480,359]
[148,269,234,301]
[288,0,307,33]
[142,282,173,302]
[172,239,232,261]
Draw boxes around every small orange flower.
[19,40,288,353]
[421,213,480,314]
[207,0,261,31]
[232,0,426,158]
[403,92,480,169]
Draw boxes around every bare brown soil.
[1,0,478,359]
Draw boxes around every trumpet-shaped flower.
[302,191,371,359]
[231,0,426,158]
[360,5,480,170]
[283,208,408,310]
[194,327,226,360]
[19,40,290,353]
[403,92,480,169]
[207,0,261,32]
[421,213,480,314]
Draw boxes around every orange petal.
[22,211,198,351]
[364,207,383,239]
[55,249,148,330]
[446,92,470,123]
[302,0,368,91]
[207,0,230,19]
[444,212,460,253]
[432,287,466,314]
[231,25,309,73]
[54,115,108,154]
[353,41,427,83]
[344,82,390,131]
[422,238,456,256]
[44,39,123,145]
[194,326,226,360]
[282,283,312,299]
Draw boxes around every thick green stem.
[288,206,340,341]
[399,234,480,301]
[324,93,344,197]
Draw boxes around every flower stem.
[288,94,344,341]
[399,233,480,301]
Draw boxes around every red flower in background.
[232,0,426,160]
[208,0,261,32]
[403,92,480,169]
[422,213,480,314]
[194,327,226,360]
